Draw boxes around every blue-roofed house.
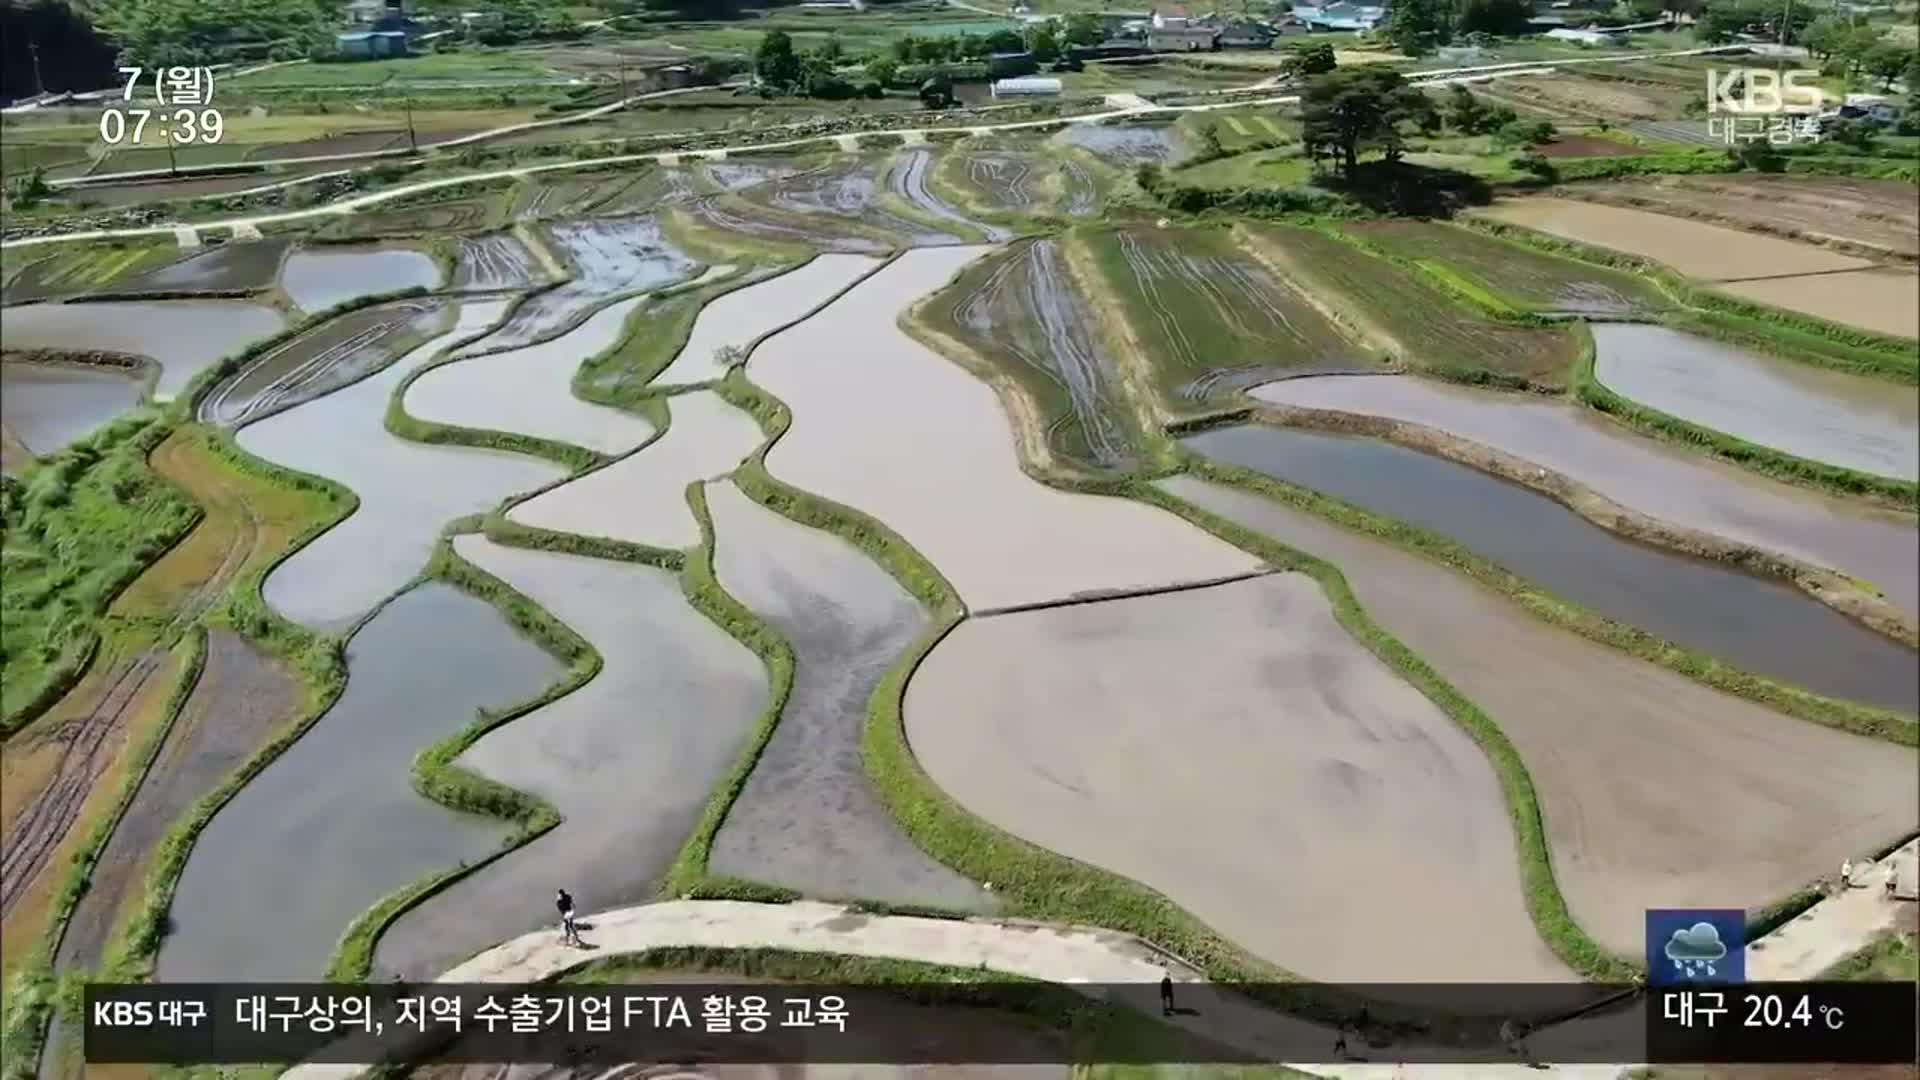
[1291,2,1388,31]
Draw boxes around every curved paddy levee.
[1,300,286,400]
[372,535,766,981]
[889,147,1009,243]
[405,296,657,456]
[154,584,564,981]
[703,480,992,911]
[1156,474,1919,956]
[1591,324,1920,483]
[467,216,698,350]
[1185,424,1918,715]
[506,391,763,549]
[0,360,147,458]
[905,575,1568,982]
[278,245,441,314]
[1251,374,1920,621]
[652,253,885,387]
[752,246,1263,613]
[1054,123,1185,166]
[452,233,542,291]
[241,301,564,631]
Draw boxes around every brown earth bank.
[1555,175,1920,261]
[1156,475,1919,957]
[1537,134,1646,158]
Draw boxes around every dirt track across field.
[905,575,1570,982]
[1158,475,1918,955]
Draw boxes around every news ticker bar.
[83,982,1917,1065]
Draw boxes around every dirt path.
[1749,839,1918,980]
[0,433,261,923]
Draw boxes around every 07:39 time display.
[99,107,225,146]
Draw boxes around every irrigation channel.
[1185,423,1919,714]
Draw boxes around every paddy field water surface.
[1,300,286,400]
[1251,374,1920,620]
[905,575,1567,982]
[1155,474,1919,955]
[1591,324,1920,482]
[240,301,563,630]
[155,584,563,982]
[278,246,440,314]
[373,535,766,980]
[653,254,883,387]
[1186,424,1918,714]
[752,246,1262,612]
[0,361,145,456]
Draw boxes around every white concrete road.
[4,46,1744,254]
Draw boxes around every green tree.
[1062,13,1104,46]
[1386,0,1451,54]
[1281,42,1336,77]
[754,30,803,93]
[1693,0,1751,43]
[1626,0,1666,21]
[1832,25,1884,80]
[1454,0,1532,36]
[864,56,899,87]
[1800,15,1846,62]
[1822,115,1876,150]
[1444,84,1484,132]
[1863,43,1911,89]
[1025,21,1061,62]
[1300,66,1437,179]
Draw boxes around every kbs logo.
[1707,68,1824,114]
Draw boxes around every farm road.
[4,47,1747,254]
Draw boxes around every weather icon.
[1665,922,1728,978]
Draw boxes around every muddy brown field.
[1159,475,1919,956]
[1562,175,1920,259]
[1475,197,1869,281]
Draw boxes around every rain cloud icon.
[1665,921,1728,978]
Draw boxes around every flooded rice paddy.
[1474,197,1868,281]
[905,576,1567,981]
[241,302,563,630]
[654,254,882,386]
[1592,324,1919,482]
[198,299,445,428]
[279,246,440,313]
[1252,374,1920,619]
[2,300,286,400]
[685,194,889,254]
[407,295,656,455]
[1156,475,1919,954]
[1186,424,1918,713]
[155,584,562,981]
[452,233,543,291]
[761,157,958,246]
[469,216,696,349]
[942,238,1138,469]
[507,391,763,549]
[891,148,1005,242]
[753,246,1262,612]
[372,536,766,980]
[0,361,146,456]
[116,238,290,293]
[1720,267,1920,341]
[1055,123,1184,165]
[703,480,991,911]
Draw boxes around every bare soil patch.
[1158,475,1919,955]
[1536,133,1645,158]
[906,575,1569,982]
[1474,197,1869,281]
[1562,175,1920,260]
[1720,267,1919,340]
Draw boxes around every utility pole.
[403,95,418,153]
[27,39,45,97]
[619,63,630,103]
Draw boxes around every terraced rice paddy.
[1243,224,1582,385]
[1,300,287,400]
[199,299,445,427]
[1475,197,1869,280]
[452,233,543,290]
[1092,227,1370,406]
[1186,424,1920,714]
[471,216,697,349]
[2,243,180,302]
[1561,175,1920,259]
[241,302,563,630]
[754,155,958,247]
[155,584,563,981]
[1156,475,1919,954]
[324,193,511,239]
[278,246,440,313]
[963,153,1036,208]
[654,254,881,386]
[751,246,1262,612]
[509,173,644,220]
[112,238,290,293]
[1721,268,1920,340]
[1592,324,1920,482]
[703,481,991,911]
[890,148,1003,242]
[372,535,766,981]
[701,161,797,192]
[0,361,146,457]
[408,296,656,455]
[506,391,763,549]
[905,576,1567,982]
[1347,220,1667,315]
[1055,123,1183,165]
[931,238,1138,470]
[1252,374,1920,620]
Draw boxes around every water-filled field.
[3,301,286,400]
[278,246,440,313]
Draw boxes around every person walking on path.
[1886,863,1900,898]
[1840,859,1854,891]
[557,889,581,946]
[1159,973,1174,1016]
